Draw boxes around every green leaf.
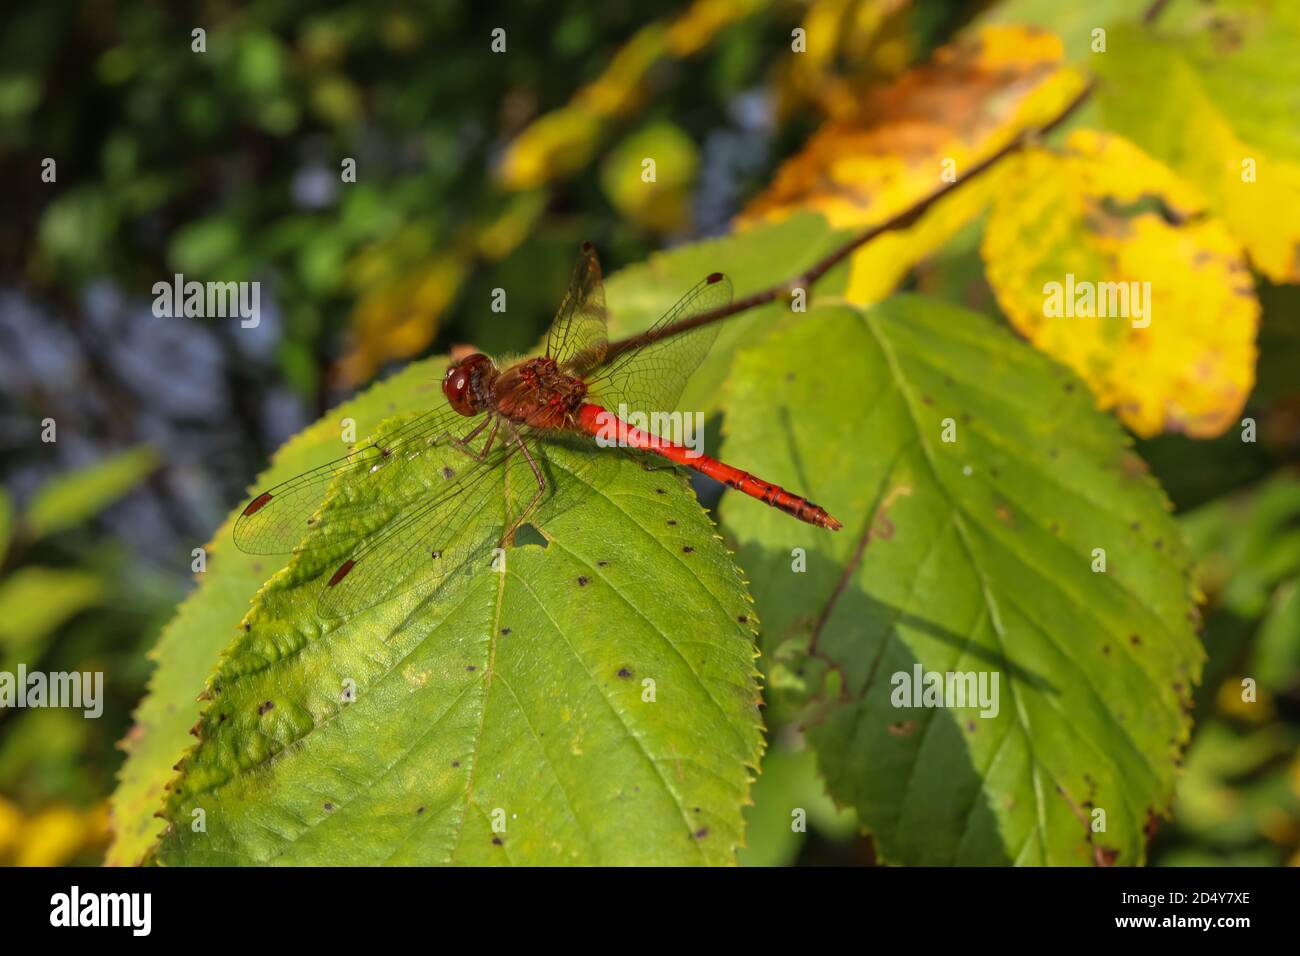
[1254,577,1300,693]
[739,743,857,867]
[1181,473,1300,619]
[718,296,1203,865]
[24,446,158,540]
[115,361,762,866]
[109,364,448,865]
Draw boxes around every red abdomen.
[576,403,841,530]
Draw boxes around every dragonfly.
[234,243,841,618]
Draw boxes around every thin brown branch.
[603,79,1096,362]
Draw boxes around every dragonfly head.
[443,353,494,416]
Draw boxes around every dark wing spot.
[242,492,273,517]
[328,559,356,587]
[706,272,723,285]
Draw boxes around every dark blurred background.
[0,0,1296,866]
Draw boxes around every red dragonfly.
[235,243,841,617]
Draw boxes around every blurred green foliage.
[0,450,166,864]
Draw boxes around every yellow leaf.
[14,803,106,867]
[982,130,1259,439]
[1096,20,1300,282]
[0,797,20,859]
[843,172,997,305]
[498,1,760,191]
[475,190,547,261]
[339,254,468,386]
[497,105,605,191]
[741,24,1087,230]
[667,0,765,57]
[600,122,699,234]
[1217,676,1273,722]
[777,0,913,121]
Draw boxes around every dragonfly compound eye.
[443,353,489,416]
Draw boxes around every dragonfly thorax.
[493,356,588,430]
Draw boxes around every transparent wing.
[318,426,536,618]
[232,403,477,556]
[577,272,732,424]
[546,242,607,370]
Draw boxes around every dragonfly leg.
[441,414,500,461]
[500,420,547,547]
